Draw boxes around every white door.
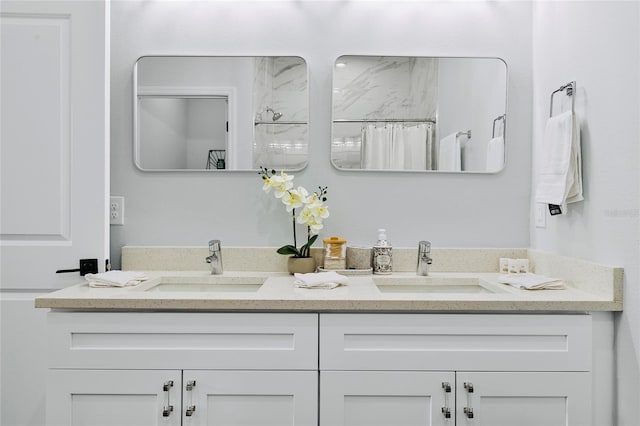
[321,371,455,426]
[47,369,182,426]
[456,372,591,426]
[183,370,318,426]
[1,0,109,290]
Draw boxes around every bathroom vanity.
[36,247,621,426]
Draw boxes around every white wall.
[110,1,533,267]
[531,2,640,424]
[139,98,188,169]
[186,99,227,169]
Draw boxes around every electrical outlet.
[110,196,124,225]
[535,203,546,228]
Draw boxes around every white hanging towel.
[535,111,583,212]
[438,133,461,171]
[361,124,392,169]
[485,136,505,172]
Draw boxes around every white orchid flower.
[262,176,274,193]
[311,203,330,219]
[297,204,326,234]
[306,216,324,234]
[297,205,314,225]
[282,186,308,212]
[268,172,294,198]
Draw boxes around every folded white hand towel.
[535,111,583,212]
[498,273,565,290]
[86,271,149,288]
[294,271,349,289]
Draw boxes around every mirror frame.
[133,55,310,173]
[330,55,509,174]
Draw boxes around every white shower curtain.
[361,122,431,170]
[361,124,392,169]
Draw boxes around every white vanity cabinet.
[45,312,318,426]
[321,370,456,426]
[48,369,317,426]
[454,372,590,426]
[45,311,594,426]
[47,369,183,426]
[319,313,592,426]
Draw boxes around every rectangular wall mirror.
[134,56,309,171]
[331,56,507,173]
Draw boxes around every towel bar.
[456,130,471,139]
[549,81,576,118]
[492,114,506,138]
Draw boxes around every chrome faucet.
[206,240,223,275]
[417,240,432,276]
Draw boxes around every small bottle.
[373,229,392,274]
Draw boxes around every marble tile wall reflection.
[333,56,438,120]
[253,57,308,169]
[253,123,308,170]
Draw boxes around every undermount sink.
[142,276,266,293]
[374,276,502,294]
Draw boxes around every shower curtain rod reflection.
[254,120,308,125]
[333,118,436,123]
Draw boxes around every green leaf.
[277,245,301,256]
[306,234,319,247]
[299,234,319,258]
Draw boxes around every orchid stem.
[292,209,297,250]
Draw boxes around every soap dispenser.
[373,229,392,274]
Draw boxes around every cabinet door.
[456,372,591,426]
[321,371,455,426]
[183,370,317,426]
[47,369,181,426]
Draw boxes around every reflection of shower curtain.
[361,123,431,170]
[362,124,392,169]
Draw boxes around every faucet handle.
[418,241,432,265]
[209,240,221,252]
[418,240,431,254]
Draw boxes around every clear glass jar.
[322,236,347,270]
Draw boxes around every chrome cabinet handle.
[441,381,452,419]
[162,405,174,417]
[441,407,451,419]
[464,407,474,419]
[162,380,174,417]
[185,379,197,416]
[463,382,475,419]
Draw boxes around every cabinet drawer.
[49,312,318,370]
[320,314,591,372]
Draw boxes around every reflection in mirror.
[134,56,308,171]
[331,56,507,173]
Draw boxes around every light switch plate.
[535,203,546,228]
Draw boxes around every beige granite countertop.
[35,247,623,311]
[35,269,622,312]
